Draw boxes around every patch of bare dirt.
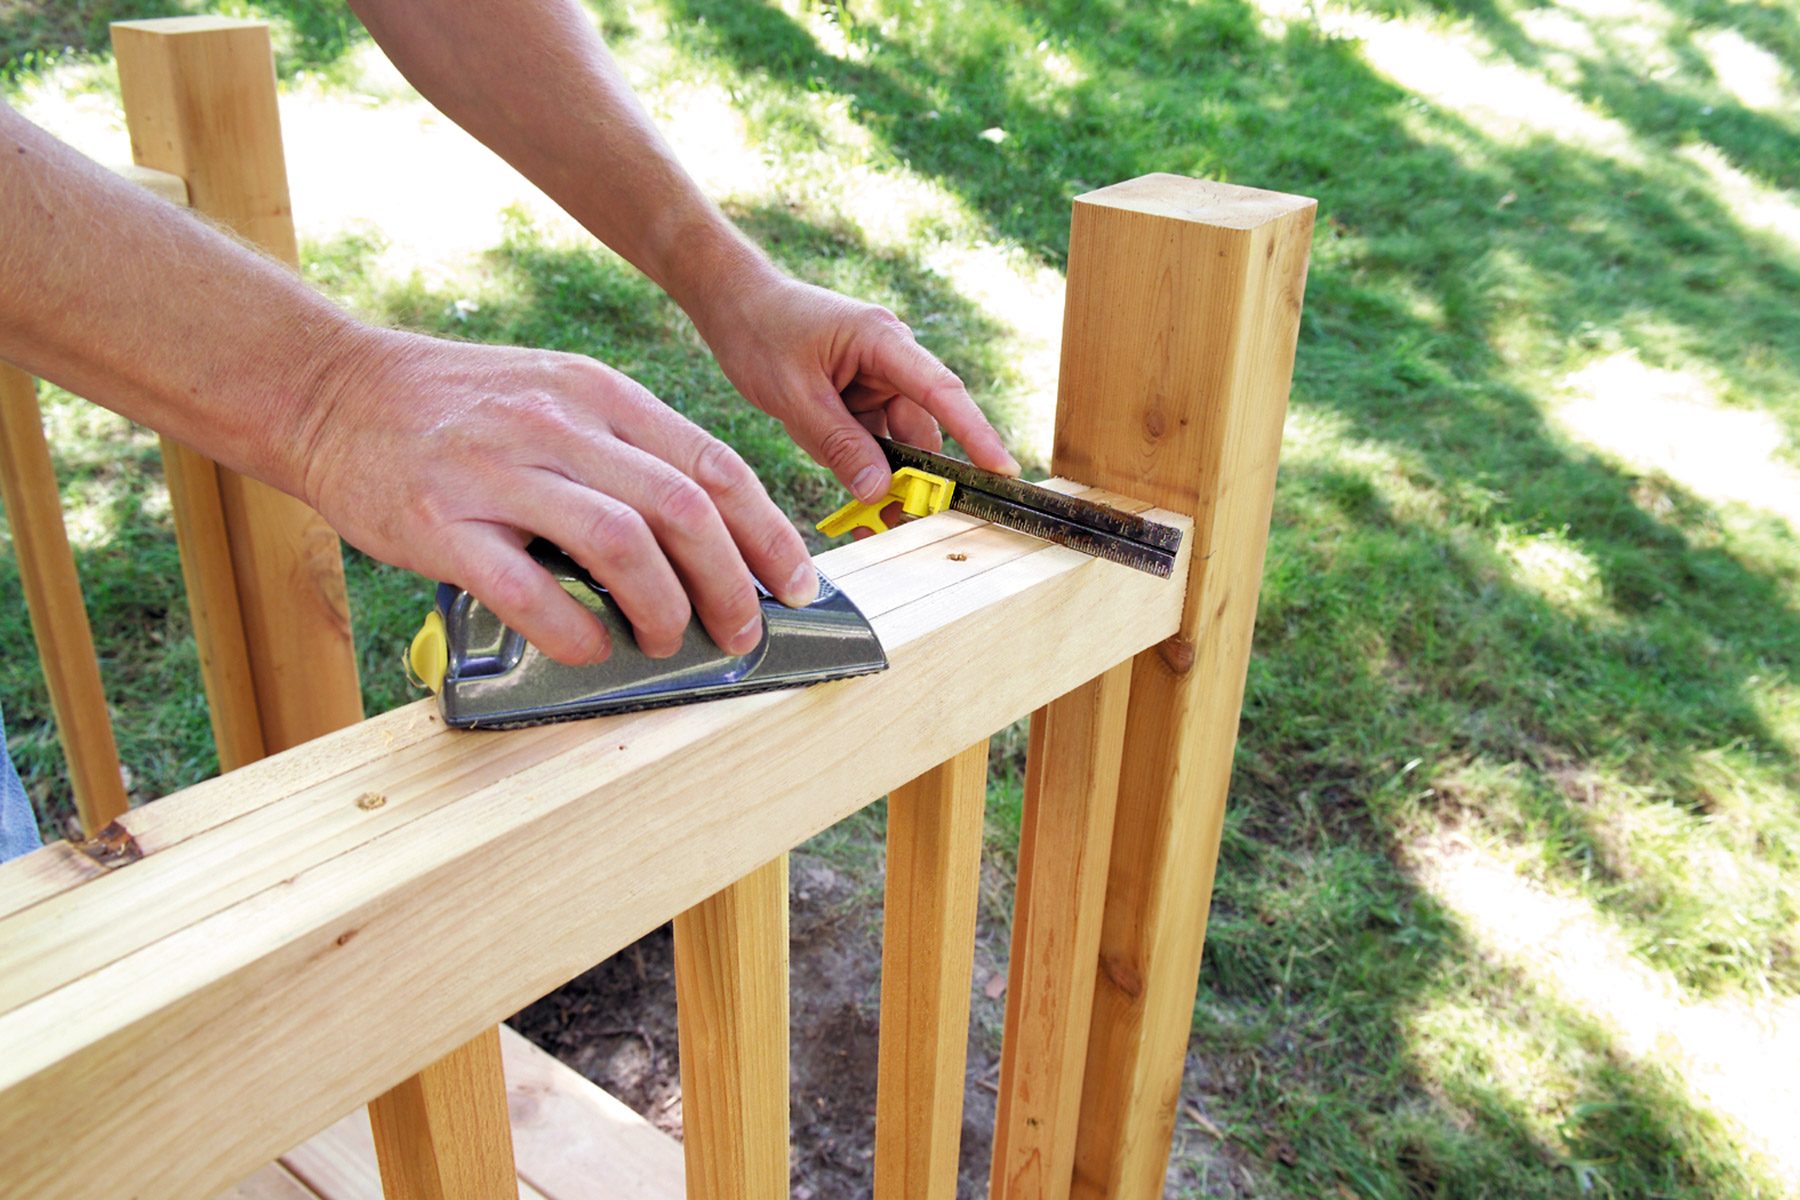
[512,847,1247,1198]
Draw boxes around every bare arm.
[348,0,1020,499]
[0,102,814,664]
[0,104,348,492]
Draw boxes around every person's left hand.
[697,274,1020,506]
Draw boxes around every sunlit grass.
[3,0,1798,1193]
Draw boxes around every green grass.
[5,0,1799,1195]
[1,0,368,87]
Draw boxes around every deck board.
[217,1163,320,1199]
[219,1026,681,1200]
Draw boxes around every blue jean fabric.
[0,706,43,862]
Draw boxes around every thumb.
[789,392,891,503]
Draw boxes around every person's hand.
[296,327,818,666]
[697,274,1020,505]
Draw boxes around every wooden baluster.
[674,854,790,1200]
[111,18,516,1195]
[0,365,129,836]
[1038,176,1316,1199]
[369,1028,518,1200]
[111,16,360,760]
[156,436,265,771]
[873,739,989,1200]
[989,663,1132,1200]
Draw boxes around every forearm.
[349,0,776,337]
[0,104,360,495]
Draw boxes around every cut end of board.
[1075,174,1316,230]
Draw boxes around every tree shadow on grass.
[664,0,1800,429]
[656,0,1798,1193]
[1346,0,1800,194]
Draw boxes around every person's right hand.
[294,327,817,666]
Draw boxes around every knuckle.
[598,368,656,412]
[412,485,456,532]
[471,555,540,617]
[760,521,802,568]
[817,423,868,473]
[651,473,715,531]
[692,436,753,496]
[640,593,692,645]
[513,391,577,437]
[562,620,607,663]
[552,351,604,386]
[917,374,966,415]
[720,582,762,626]
[583,501,653,564]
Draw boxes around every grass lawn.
[5,0,1799,1195]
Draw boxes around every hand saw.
[818,437,1184,577]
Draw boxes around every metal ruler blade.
[876,437,1182,577]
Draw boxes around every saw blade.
[875,437,1182,577]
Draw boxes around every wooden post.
[989,661,1132,1199]
[0,365,129,836]
[111,17,361,757]
[673,854,790,1199]
[1049,176,1316,1199]
[874,740,989,1200]
[110,18,515,1192]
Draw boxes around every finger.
[450,523,612,667]
[608,406,820,609]
[782,385,892,505]
[554,441,767,655]
[520,473,696,659]
[854,408,888,438]
[884,396,942,450]
[867,331,1019,475]
[840,381,892,416]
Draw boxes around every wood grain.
[112,17,364,752]
[276,1027,651,1200]
[674,856,789,1200]
[989,661,1132,1200]
[0,494,1189,1200]
[0,363,128,834]
[874,740,989,1200]
[158,435,266,770]
[369,1026,518,1200]
[1053,175,1316,1200]
[214,1162,321,1200]
[501,1025,684,1200]
[110,18,508,1192]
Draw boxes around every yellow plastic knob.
[816,467,956,538]
[407,609,449,694]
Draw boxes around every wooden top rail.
[0,490,1190,1200]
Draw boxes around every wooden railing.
[0,17,1315,1200]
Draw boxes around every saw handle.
[816,467,955,538]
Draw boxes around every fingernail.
[852,465,885,502]
[732,611,765,654]
[1001,452,1023,476]
[785,562,820,607]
